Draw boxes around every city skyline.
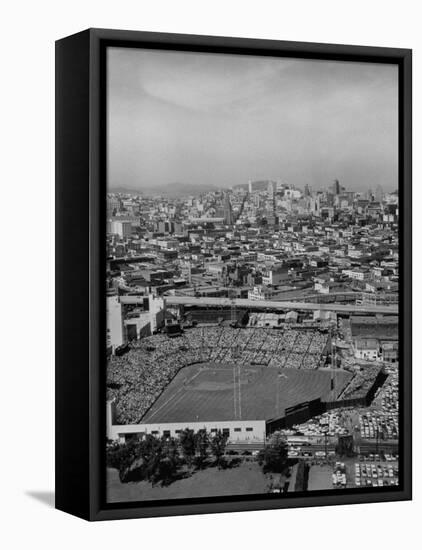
[108,181,395,198]
[108,47,398,193]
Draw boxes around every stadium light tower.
[231,299,236,325]
[233,366,238,419]
[238,362,242,419]
[232,361,242,420]
[329,325,337,401]
[323,426,329,460]
[228,288,237,326]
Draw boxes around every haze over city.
[107,47,398,193]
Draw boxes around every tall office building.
[267,180,275,200]
[375,184,384,203]
[266,181,276,224]
[110,220,133,238]
[106,294,125,352]
[332,179,341,195]
[224,192,234,225]
[310,194,321,216]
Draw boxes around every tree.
[137,434,163,482]
[194,430,209,469]
[136,434,182,486]
[259,433,288,474]
[179,428,196,468]
[270,432,288,449]
[106,439,140,482]
[335,434,354,457]
[294,461,310,492]
[138,434,161,462]
[155,436,180,485]
[155,456,178,485]
[210,430,228,468]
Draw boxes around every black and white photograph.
[2,0,419,545]
[105,45,402,504]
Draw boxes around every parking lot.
[309,453,399,491]
[352,454,399,488]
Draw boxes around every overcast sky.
[107,47,398,192]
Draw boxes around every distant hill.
[109,182,226,197]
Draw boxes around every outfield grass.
[141,362,352,423]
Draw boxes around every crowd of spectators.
[268,330,327,370]
[340,365,382,400]
[107,334,187,423]
[181,327,328,368]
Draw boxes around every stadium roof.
[351,316,398,325]
[350,315,398,341]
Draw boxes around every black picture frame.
[55,28,412,521]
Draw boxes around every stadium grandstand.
[106,325,386,443]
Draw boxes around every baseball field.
[141,362,352,424]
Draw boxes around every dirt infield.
[141,363,352,424]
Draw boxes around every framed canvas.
[55,28,412,521]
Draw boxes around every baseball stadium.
[106,323,386,443]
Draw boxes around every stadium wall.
[266,398,325,433]
[107,402,265,443]
[324,397,367,411]
[265,368,388,435]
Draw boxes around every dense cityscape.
[105,179,399,501]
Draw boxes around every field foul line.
[149,390,189,421]
[143,368,203,422]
